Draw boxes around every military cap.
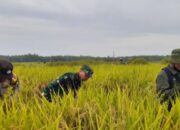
[171,49,180,63]
[80,65,93,77]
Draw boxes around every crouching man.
[42,65,93,102]
[156,49,180,111]
[0,60,20,99]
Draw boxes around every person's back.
[42,72,81,101]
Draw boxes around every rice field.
[0,63,180,130]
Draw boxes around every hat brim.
[86,74,92,78]
[171,58,180,64]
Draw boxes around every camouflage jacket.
[43,72,81,101]
[156,64,180,103]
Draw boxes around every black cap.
[0,59,13,80]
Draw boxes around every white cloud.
[0,0,180,56]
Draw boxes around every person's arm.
[156,71,176,103]
[71,79,79,98]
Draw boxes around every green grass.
[0,63,180,130]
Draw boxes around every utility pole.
[112,50,116,61]
[113,50,115,58]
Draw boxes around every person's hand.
[11,73,19,86]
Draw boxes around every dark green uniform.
[43,73,81,102]
[156,64,180,111]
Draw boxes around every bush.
[128,58,148,65]
[160,57,171,64]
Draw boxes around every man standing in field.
[42,65,93,102]
[156,49,180,111]
[0,59,20,99]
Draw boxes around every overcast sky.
[0,0,180,57]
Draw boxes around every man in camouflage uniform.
[156,49,180,111]
[0,59,20,99]
[42,65,93,102]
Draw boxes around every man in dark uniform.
[42,65,93,102]
[0,59,20,98]
[156,49,180,111]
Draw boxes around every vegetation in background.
[0,54,168,63]
[127,58,148,65]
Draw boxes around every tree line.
[0,54,169,63]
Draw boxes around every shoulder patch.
[56,80,60,83]
[64,75,68,79]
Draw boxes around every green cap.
[171,49,180,64]
[80,65,93,77]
